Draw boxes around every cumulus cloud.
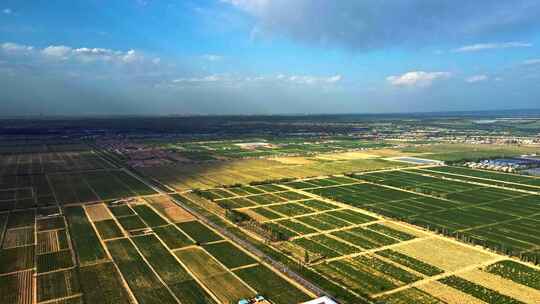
[1,42,156,64]
[223,1,540,51]
[466,75,489,83]
[1,42,34,52]
[387,71,451,87]
[453,42,532,52]
[42,45,73,59]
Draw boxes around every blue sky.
[1,0,540,115]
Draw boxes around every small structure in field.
[235,142,274,149]
[301,296,340,304]
[237,295,273,304]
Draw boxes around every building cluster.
[464,156,540,173]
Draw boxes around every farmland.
[188,162,540,303]
[2,118,540,304]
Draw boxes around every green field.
[79,262,132,304]
[64,206,107,265]
[132,234,217,304]
[203,241,257,268]
[176,221,223,244]
[106,238,178,304]
[175,247,255,303]
[94,219,124,240]
[153,224,194,249]
[439,275,524,304]
[234,265,312,304]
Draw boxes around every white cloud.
[523,58,540,65]
[223,1,540,52]
[387,71,451,87]
[121,50,140,63]
[173,75,224,83]
[152,57,161,65]
[466,74,488,83]
[202,54,223,61]
[1,42,33,52]
[38,44,144,64]
[2,8,12,15]
[286,74,342,85]
[170,73,342,88]
[453,42,532,52]
[42,45,73,59]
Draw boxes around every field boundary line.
[37,293,82,304]
[229,263,260,272]
[35,266,77,277]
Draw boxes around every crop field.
[174,247,256,302]
[0,147,121,210]
[203,241,257,268]
[185,168,540,303]
[234,265,312,304]
[278,167,540,262]
[1,186,317,304]
[48,170,156,205]
[4,140,540,304]
[140,155,407,191]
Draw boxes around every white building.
[301,296,339,304]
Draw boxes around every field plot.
[459,269,540,303]
[175,247,255,303]
[0,270,33,304]
[94,219,124,240]
[78,262,132,304]
[203,241,257,269]
[36,229,69,254]
[37,249,74,273]
[37,269,81,303]
[485,260,540,291]
[286,168,540,261]
[439,275,524,304]
[145,195,195,222]
[176,220,223,244]
[391,238,494,272]
[377,287,445,304]
[0,245,35,273]
[64,206,107,265]
[140,156,406,191]
[234,265,311,304]
[48,169,156,205]
[132,204,168,227]
[106,238,178,304]
[132,234,217,304]
[153,224,194,249]
[2,227,34,248]
[37,216,65,231]
[84,203,112,221]
[314,254,422,296]
[0,150,112,176]
[422,166,540,188]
